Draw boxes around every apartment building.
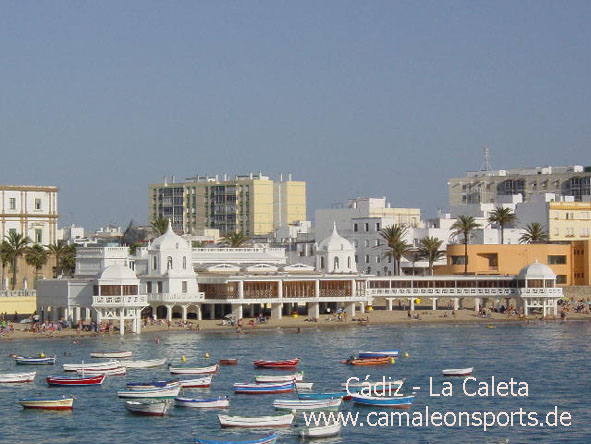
[149,173,306,236]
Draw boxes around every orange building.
[435,241,591,286]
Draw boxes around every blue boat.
[351,393,414,408]
[298,391,352,400]
[195,433,278,444]
[14,355,56,365]
[358,350,399,358]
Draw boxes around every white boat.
[295,382,313,390]
[120,358,167,369]
[219,413,294,428]
[0,372,36,383]
[90,351,132,358]
[299,422,342,438]
[63,360,121,372]
[76,366,126,376]
[254,371,304,383]
[341,378,405,388]
[272,398,341,411]
[126,380,180,391]
[175,395,229,408]
[442,367,473,377]
[117,386,181,399]
[19,396,74,410]
[125,399,170,416]
[169,364,219,375]
[179,376,212,388]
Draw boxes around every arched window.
[334,257,340,270]
[167,256,173,270]
[320,257,325,269]
[348,257,351,268]
[152,256,157,270]
[183,256,187,270]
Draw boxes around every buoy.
[390,357,395,364]
[39,353,45,358]
[404,352,410,358]
[204,352,210,359]
[181,355,187,363]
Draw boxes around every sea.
[0,321,589,443]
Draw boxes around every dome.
[150,220,190,251]
[318,223,354,252]
[99,264,137,281]
[517,261,555,280]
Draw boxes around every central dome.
[150,220,190,251]
[517,261,555,280]
[318,223,354,252]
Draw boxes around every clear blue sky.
[2,1,590,229]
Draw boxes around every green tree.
[150,216,169,236]
[4,231,31,289]
[379,225,410,276]
[25,244,49,287]
[417,236,445,276]
[48,241,77,277]
[488,207,517,244]
[519,223,548,244]
[450,215,481,275]
[220,231,250,248]
[0,241,12,290]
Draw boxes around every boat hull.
[19,397,74,410]
[169,364,219,375]
[195,433,278,444]
[219,359,238,366]
[63,360,121,372]
[253,359,299,369]
[0,372,36,383]
[46,374,105,386]
[234,382,294,395]
[218,414,294,428]
[117,386,181,399]
[175,396,229,408]
[254,371,303,383]
[90,351,132,358]
[14,356,55,365]
[273,398,341,411]
[125,400,170,416]
[299,423,341,438]
[358,350,400,358]
[442,367,473,377]
[351,394,414,409]
[179,376,212,388]
[120,358,167,369]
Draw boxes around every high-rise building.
[448,165,591,206]
[148,173,306,236]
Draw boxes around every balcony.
[147,293,205,304]
[519,288,563,297]
[0,290,37,297]
[93,295,148,307]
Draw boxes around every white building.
[315,224,357,274]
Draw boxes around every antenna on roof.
[481,146,492,171]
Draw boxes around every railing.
[93,295,147,306]
[368,288,518,297]
[147,293,204,303]
[0,289,37,297]
[519,288,563,296]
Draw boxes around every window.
[548,255,567,265]
[183,256,187,270]
[35,229,42,243]
[364,223,369,232]
[348,257,351,268]
[182,281,187,293]
[9,198,16,210]
[376,255,381,263]
[34,198,42,210]
[376,223,380,231]
[147,281,152,293]
[556,275,567,285]
[355,255,358,263]
[375,239,380,247]
[157,281,163,293]
[167,256,173,270]
[365,255,370,264]
[334,257,339,270]
[152,256,158,270]
[451,256,467,265]
[353,223,358,232]
[364,240,369,248]
[320,257,325,269]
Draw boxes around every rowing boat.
[253,359,299,369]
[358,350,400,358]
[344,356,393,366]
[169,364,219,375]
[63,360,121,372]
[120,358,167,369]
[195,433,278,444]
[90,351,132,358]
[218,413,294,428]
[272,398,341,411]
[254,371,303,383]
[126,380,180,390]
[179,376,213,388]
[175,395,229,408]
[19,396,74,410]
[442,367,473,377]
[299,422,341,438]
[219,359,238,366]
[117,386,181,399]
[14,356,55,365]
[234,382,294,395]
[351,393,414,408]
[0,372,36,383]
[125,399,171,416]
[76,366,126,376]
[46,374,105,386]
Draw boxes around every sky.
[1,1,590,229]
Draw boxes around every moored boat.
[253,359,299,369]
[175,395,229,408]
[76,366,126,376]
[63,360,121,372]
[272,398,341,411]
[342,378,404,389]
[46,374,105,386]
[254,371,303,383]
[298,391,351,400]
[0,372,36,383]
[442,367,473,377]
[126,380,180,390]
[218,413,294,428]
[351,393,414,409]
[169,364,219,375]
[14,355,56,365]
[90,351,132,358]
[124,399,170,416]
[195,433,278,444]
[358,350,400,358]
[234,382,294,395]
[179,376,213,388]
[344,356,393,366]
[299,422,341,438]
[219,359,238,366]
[19,396,74,410]
[120,358,167,369]
[117,385,181,399]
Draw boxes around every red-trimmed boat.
[253,359,299,369]
[46,374,106,386]
[219,359,238,366]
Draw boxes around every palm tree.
[379,225,410,276]
[417,236,445,276]
[150,216,169,236]
[4,231,31,290]
[48,241,76,277]
[488,207,517,244]
[519,223,548,244]
[25,244,48,287]
[450,215,481,275]
[220,231,250,248]
[0,241,11,290]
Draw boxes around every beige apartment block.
[548,202,591,241]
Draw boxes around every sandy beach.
[2,307,590,341]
